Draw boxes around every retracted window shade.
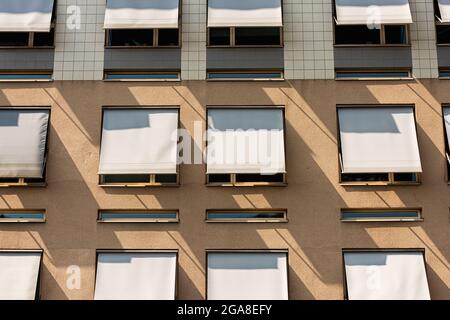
[0,0,54,32]
[0,110,49,178]
[338,107,422,173]
[0,252,41,300]
[344,251,430,300]
[94,252,177,300]
[208,0,283,27]
[207,108,286,174]
[207,252,288,300]
[99,109,178,175]
[104,0,180,29]
[335,0,413,25]
[439,1,450,25]
[443,108,450,157]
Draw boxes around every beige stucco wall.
[0,79,449,300]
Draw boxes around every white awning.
[438,0,450,23]
[335,0,413,25]
[207,252,288,300]
[94,252,177,300]
[104,0,180,29]
[0,252,42,300]
[338,107,422,173]
[99,109,179,175]
[344,251,431,300]
[0,110,49,178]
[0,0,54,32]
[207,108,286,175]
[208,0,283,27]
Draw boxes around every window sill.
[206,182,287,187]
[0,46,55,49]
[335,77,414,81]
[333,44,411,48]
[207,45,284,48]
[340,182,420,186]
[206,78,285,82]
[0,218,46,223]
[0,183,47,188]
[97,219,179,223]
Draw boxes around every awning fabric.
[0,109,49,178]
[335,0,413,25]
[443,108,450,159]
[94,252,177,300]
[0,252,42,300]
[207,252,288,300]
[438,0,450,23]
[208,0,283,27]
[344,251,431,300]
[99,109,179,175]
[0,0,54,32]
[207,108,286,174]
[104,0,180,29]
[338,107,422,173]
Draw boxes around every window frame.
[205,105,287,187]
[335,69,413,81]
[97,209,179,223]
[440,105,450,183]
[206,70,284,81]
[0,71,53,82]
[205,209,288,223]
[341,248,428,300]
[333,24,410,47]
[0,107,50,187]
[340,208,423,222]
[98,106,180,188]
[336,105,422,186]
[103,71,181,82]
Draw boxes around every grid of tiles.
[409,0,439,78]
[181,0,207,80]
[283,0,335,80]
[53,0,105,80]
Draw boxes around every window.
[343,250,430,300]
[98,210,179,223]
[98,108,179,187]
[334,25,408,45]
[335,70,412,80]
[0,0,56,47]
[207,251,289,300]
[0,210,46,223]
[0,109,50,186]
[206,108,286,186]
[334,0,412,45]
[208,27,282,46]
[442,106,450,181]
[206,210,287,222]
[94,251,177,300]
[207,0,283,47]
[104,0,180,47]
[439,68,450,78]
[337,106,422,185]
[0,73,53,81]
[207,71,284,81]
[341,209,422,222]
[104,71,180,81]
[0,251,42,300]
[106,29,180,47]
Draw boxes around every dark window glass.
[393,173,417,182]
[108,29,153,46]
[33,29,55,47]
[0,32,29,46]
[235,27,281,46]
[105,73,179,80]
[101,174,150,184]
[158,29,179,46]
[341,173,389,182]
[0,178,20,183]
[209,28,230,45]
[99,211,178,222]
[155,174,178,184]
[437,25,450,44]
[384,25,407,44]
[207,211,286,221]
[0,73,52,80]
[0,212,45,221]
[341,210,420,221]
[235,173,284,183]
[23,177,46,184]
[208,174,232,183]
[335,25,380,45]
[440,70,450,78]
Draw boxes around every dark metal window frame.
[205,209,288,223]
[340,208,423,222]
[0,209,46,223]
[97,209,179,223]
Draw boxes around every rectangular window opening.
[207,71,284,81]
[104,72,180,81]
[0,210,45,223]
[335,70,411,80]
[206,210,287,222]
[341,209,422,222]
[98,210,179,223]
